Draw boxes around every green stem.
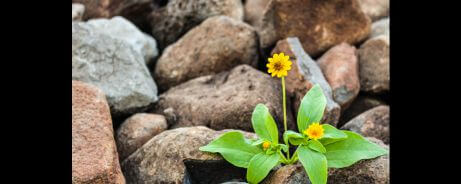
[281,77,290,160]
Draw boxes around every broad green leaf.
[247,152,280,184]
[252,104,279,144]
[308,139,326,153]
[298,146,328,184]
[319,137,347,146]
[199,131,263,168]
[283,130,306,146]
[324,131,389,168]
[297,84,327,133]
[251,139,264,146]
[321,124,347,139]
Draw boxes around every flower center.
[273,62,283,71]
[262,141,271,150]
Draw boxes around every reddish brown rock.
[318,43,360,109]
[115,113,167,160]
[358,35,390,93]
[271,37,340,126]
[341,105,389,144]
[338,95,386,127]
[357,0,389,21]
[154,16,259,91]
[72,80,125,184]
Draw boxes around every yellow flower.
[303,123,324,140]
[262,141,271,150]
[267,52,292,78]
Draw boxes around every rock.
[273,0,371,57]
[271,37,340,126]
[153,64,295,132]
[149,0,244,49]
[115,113,167,160]
[338,95,386,127]
[341,105,389,144]
[317,43,360,110]
[243,0,277,49]
[244,0,271,25]
[72,3,85,21]
[85,16,159,64]
[72,22,158,118]
[121,126,256,183]
[154,16,259,91]
[72,80,125,184]
[370,17,389,38]
[357,0,389,21]
[263,164,311,184]
[72,0,113,19]
[358,35,389,93]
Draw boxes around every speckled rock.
[358,35,390,93]
[370,17,389,38]
[271,37,340,126]
[318,43,360,109]
[357,0,389,21]
[341,105,389,144]
[154,16,259,91]
[338,95,386,127]
[72,80,125,184]
[115,113,167,160]
[149,0,243,49]
[72,3,85,21]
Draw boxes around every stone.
[85,16,159,64]
[357,0,389,21]
[72,22,158,118]
[271,37,340,126]
[72,80,125,184]
[153,64,296,132]
[72,3,85,21]
[371,17,389,38]
[115,113,167,160]
[122,126,256,183]
[243,0,277,49]
[338,95,386,127]
[154,16,259,91]
[263,164,311,184]
[273,0,371,57]
[317,43,360,109]
[358,35,390,93]
[341,105,389,144]
[149,0,243,49]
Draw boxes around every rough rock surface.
[72,80,125,184]
[317,43,360,109]
[72,3,85,21]
[341,105,389,144]
[263,164,311,184]
[154,16,259,91]
[338,95,386,127]
[357,0,389,21]
[358,35,390,93]
[72,22,158,117]
[370,17,389,38]
[271,37,340,126]
[244,0,277,49]
[116,113,167,160]
[149,0,244,49]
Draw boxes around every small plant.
[200,53,388,184]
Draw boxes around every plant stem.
[281,77,290,159]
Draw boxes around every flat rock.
[341,105,389,144]
[72,3,85,21]
[115,113,167,160]
[271,37,340,126]
[154,16,259,91]
[317,43,360,109]
[371,17,389,38]
[72,22,158,117]
[72,80,125,184]
[149,0,243,49]
[358,35,390,93]
[357,0,389,21]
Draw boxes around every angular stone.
[371,17,389,38]
[317,43,360,109]
[357,0,389,21]
[72,22,158,117]
[358,35,390,93]
[273,0,371,57]
[72,80,125,184]
[115,113,167,160]
[271,37,341,126]
[244,0,277,49]
[341,105,389,144]
[338,95,386,127]
[154,16,259,91]
[72,3,85,21]
[149,0,243,49]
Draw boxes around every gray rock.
[72,22,158,117]
[357,0,389,21]
[341,105,389,144]
[72,3,85,21]
[371,17,389,38]
[358,35,390,93]
[338,95,386,127]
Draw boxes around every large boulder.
[358,35,390,93]
[341,105,389,144]
[154,16,259,91]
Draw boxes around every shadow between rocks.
[183,159,247,184]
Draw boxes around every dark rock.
[341,105,389,144]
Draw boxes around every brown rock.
[271,37,341,126]
[153,64,295,132]
[318,43,360,109]
[72,80,125,184]
[338,95,386,127]
[154,16,259,91]
[149,0,243,49]
[244,0,277,49]
[115,113,167,160]
[357,0,389,21]
[273,0,371,57]
[263,164,311,184]
[358,35,390,93]
[341,105,389,144]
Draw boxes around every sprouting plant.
[200,53,388,184]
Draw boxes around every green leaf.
[298,146,328,184]
[251,139,265,146]
[297,84,327,133]
[199,131,263,168]
[324,131,389,168]
[308,139,326,153]
[247,152,280,184]
[283,130,306,146]
[322,124,347,139]
[252,104,279,144]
